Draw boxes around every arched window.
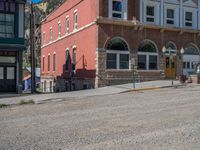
[165,41,177,55]
[183,43,200,73]
[184,44,199,55]
[106,38,129,69]
[138,40,158,70]
[166,42,176,50]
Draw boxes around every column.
[198,0,200,29]
[140,0,143,22]
[143,0,146,22]
[180,0,183,28]
[160,0,164,26]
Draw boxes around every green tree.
[45,0,66,15]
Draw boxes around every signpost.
[131,58,135,88]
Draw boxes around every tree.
[45,0,65,15]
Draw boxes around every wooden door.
[165,56,176,79]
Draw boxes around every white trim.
[138,52,159,70]
[183,7,198,29]
[145,1,160,25]
[106,49,130,70]
[66,16,69,34]
[160,0,164,25]
[72,45,77,49]
[140,0,143,22]
[198,0,200,29]
[180,0,183,27]
[74,9,77,13]
[108,0,128,20]
[42,21,96,48]
[73,10,78,31]
[164,4,179,27]
[58,21,61,38]
[50,27,53,42]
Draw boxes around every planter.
[179,75,186,83]
[190,74,200,84]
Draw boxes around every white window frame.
[106,50,129,70]
[50,27,53,42]
[108,0,128,20]
[73,10,78,31]
[42,56,45,72]
[48,53,50,72]
[58,21,61,38]
[53,52,56,72]
[145,1,160,25]
[183,7,198,29]
[138,52,159,70]
[164,4,179,27]
[66,16,69,34]
[43,32,46,45]
[65,48,69,72]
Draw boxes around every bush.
[19,100,35,105]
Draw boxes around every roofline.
[41,0,66,24]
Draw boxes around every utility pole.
[30,2,36,93]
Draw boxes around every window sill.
[137,70,162,72]
[106,69,131,72]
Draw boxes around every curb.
[121,84,186,93]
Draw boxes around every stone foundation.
[41,76,95,93]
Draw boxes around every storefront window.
[0,56,16,63]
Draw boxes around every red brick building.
[41,0,200,92]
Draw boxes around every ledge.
[96,17,200,34]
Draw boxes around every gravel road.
[0,85,200,150]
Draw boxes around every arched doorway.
[165,42,177,78]
[106,37,130,69]
[183,43,200,76]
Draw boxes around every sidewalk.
[0,80,182,105]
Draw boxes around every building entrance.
[165,56,176,79]
[0,66,16,93]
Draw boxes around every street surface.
[0,85,200,150]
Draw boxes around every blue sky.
[32,0,42,3]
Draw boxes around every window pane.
[48,55,50,71]
[183,62,186,69]
[120,54,129,69]
[138,55,146,70]
[65,50,69,71]
[147,6,154,16]
[112,1,122,12]
[107,53,117,69]
[6,14,14,23]
[149,55,157,70]
[167,20,174,24]
[0,13,14,38]
[10,3,15,12]
[167,9,174,19]
[186,12,192,21]
[187,62,190,69]
[0,13,4,22]
[112,13,122,18]
[53,54,56,71]
[72,49,76,70]
[185,22,192,27]
[0,56,15,63]
[7,67,15,79]
[0,2,4,11]
[0,67,3,79]
[147,17,154,22]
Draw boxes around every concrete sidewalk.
[0,80,182,105]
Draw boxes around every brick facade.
[41,0,200,92]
